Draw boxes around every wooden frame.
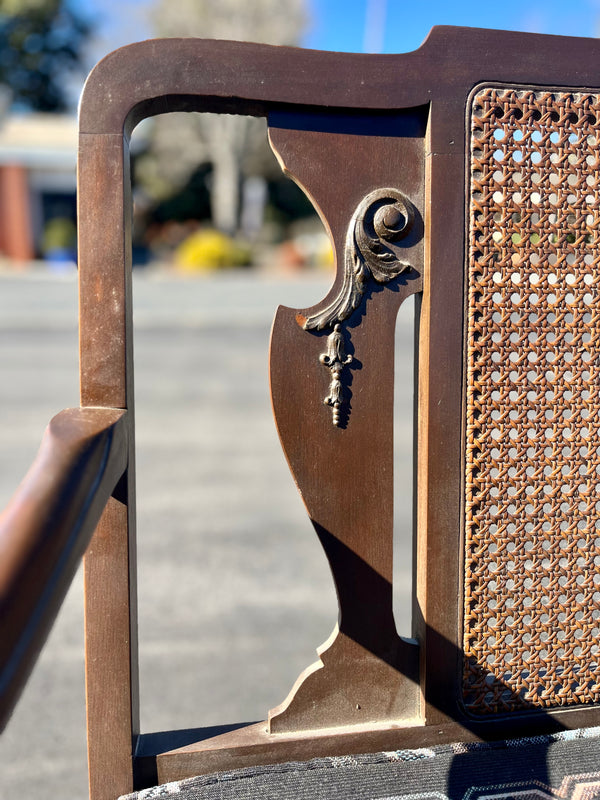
[74,26,600,799]
[0,408,127,732]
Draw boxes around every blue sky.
[80,0,600,63]
[304,0,600,53]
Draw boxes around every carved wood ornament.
[306,188,416,425]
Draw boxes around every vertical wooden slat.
[78,134,134,409]
[84,499,138,800]
[78,132,138,800]
[417,102,466,725]
[267,116,425,733]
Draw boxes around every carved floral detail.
[320,324,353,426]
[303,187,414,332]
[305,188,415,426]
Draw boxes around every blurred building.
[0,113,76,261]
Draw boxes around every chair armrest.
[0,407,128,730]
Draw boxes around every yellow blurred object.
[316,236,334,269]
[174,229,252,272]
[0,0,51,12]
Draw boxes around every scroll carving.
[302,187,414,332]
[303,188,415,425]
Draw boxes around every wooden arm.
[0,407,128,731]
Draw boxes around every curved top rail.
[79,26,600,137]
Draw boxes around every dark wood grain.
[78,29,600,137]
[418,102,468,726]
[157,705,600,783]
[0,407,127,731]
[266,112,424,733]
[85,494,139,800]
[78,131,139,799]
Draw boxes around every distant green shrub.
[174,229,252,272]
[41,217,76,254]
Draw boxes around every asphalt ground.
[0,267,415,799]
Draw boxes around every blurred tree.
[0,0,90,111]
[139,0,307,234]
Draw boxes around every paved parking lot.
[0,268,415,799]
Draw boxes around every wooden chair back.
[35,25,600,798]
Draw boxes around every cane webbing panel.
[464,87,600,714]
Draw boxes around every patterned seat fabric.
[120,728,600,800]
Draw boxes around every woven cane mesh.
[464,87,600,714]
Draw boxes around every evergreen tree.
[0,0,90,112]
